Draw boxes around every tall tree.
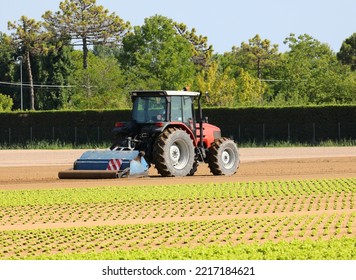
[8,16,50,110]
[120,15,196,90]
[174,22,213,68]
[43,0,130,69]
[35,45,73,110]
[337,33,356,71]
[0,32,15,94]
[66,50,127,109]
[278,33,346,104]
[240,34,279,79]
[235,68,267,105]
[196,61,237,107]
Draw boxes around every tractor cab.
[130,90,199,128]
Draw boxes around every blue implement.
[58,149,149,179]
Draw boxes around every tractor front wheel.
[153,127,195,177]
[208,137,239,176]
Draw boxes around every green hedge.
[0,105,355,145]
[0,110,130,145]
[0,109,131,127]
[203,105,356,142]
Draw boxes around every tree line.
[0,0,355,111]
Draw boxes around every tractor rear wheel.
[208,137,239,176]
[153,127,195,177]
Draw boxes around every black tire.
[208,137,239,176]
[153,127,195,177]
[188,160,199,176]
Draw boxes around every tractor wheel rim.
[221,148,235,169]
[169,141,189,170]
[170,144,180,165]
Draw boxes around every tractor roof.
[131,90,200,97]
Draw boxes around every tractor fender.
[196,123,221,148]
[160,122,198,146]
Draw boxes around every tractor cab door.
[170,96,195,131]
[132,96,167,123]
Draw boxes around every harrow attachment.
[58,150,149,179]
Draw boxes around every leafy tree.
[0,32,17,106]
[65,50,128,109]
[35,45,73,110]
[0,32,15,82]
[92,44,121,59]
[120,15,196,90]
[235,68,267,105]
[174,22,213,68]
[8,16,51,110]
[43,0,130,69]
[276,33,352,104]
[213,35,280,105]
[337,33,356,71]
[0,93,13,111]
[196,62,237,107]
[239,34,279,79]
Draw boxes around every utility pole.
[16,56,23,110]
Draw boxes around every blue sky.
[1,0,355,53]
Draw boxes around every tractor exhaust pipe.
[198,92,204,149]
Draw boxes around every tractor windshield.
[132,96,167,123]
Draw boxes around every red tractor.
[59,90,239,179]
[110,90,239,177]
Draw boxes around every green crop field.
[0,178,355,260]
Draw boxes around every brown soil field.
[0,147,355,259]
[1,147,356,190]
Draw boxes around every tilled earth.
[1,147,356,190]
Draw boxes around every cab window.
[171,96,182,121]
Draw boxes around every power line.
[259,79,284,82]
[0,81,74,88]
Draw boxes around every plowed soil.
[1,147,356,190]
